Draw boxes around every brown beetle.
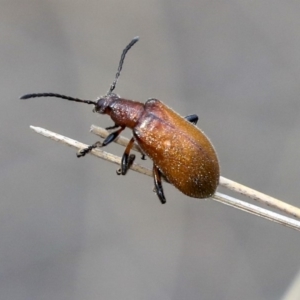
[20,36,219,204]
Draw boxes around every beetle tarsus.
[121,153,136,175]
[77,141,102,157]
[120,137,136,175]
[117,154,135,175]
[153,164,166,204]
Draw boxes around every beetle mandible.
[20,36,220,204]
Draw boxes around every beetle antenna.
[20,93,97,105]
[20,37,139,104]
[108,36,139,95]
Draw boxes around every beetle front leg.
[117,137,136,175]
[153,164,166,204]
[76,141,102,157]
[102,126,125,147]
[77,126,125,157]
[105,123,119,130]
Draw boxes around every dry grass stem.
[29,125,300,232]
[91,125,300,220]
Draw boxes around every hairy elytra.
[20,36,220,204]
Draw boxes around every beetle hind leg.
[153,165,166,204]
[185,114,198,125]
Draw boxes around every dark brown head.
[93,93,120,114]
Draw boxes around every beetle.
[20,36,220,204]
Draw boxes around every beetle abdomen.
[133,99,219,198]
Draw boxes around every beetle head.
[93,93,120,114]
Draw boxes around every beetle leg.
[153,165,166,204]
[117,154,135,175]
[118,137,136,175]
[102,126,125,147]
[105,123,119,130]
[185,114,198,125]
[77,126,125,157]
[76,141,102,157]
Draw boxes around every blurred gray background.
[2,1,300,299]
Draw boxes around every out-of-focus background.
[2,1,300,299]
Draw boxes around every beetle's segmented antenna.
[20,93,97,105]
[108,36,139,95]
[20,37,140,104]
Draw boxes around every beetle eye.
[94,98,105,113]
[93,104,100,113]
